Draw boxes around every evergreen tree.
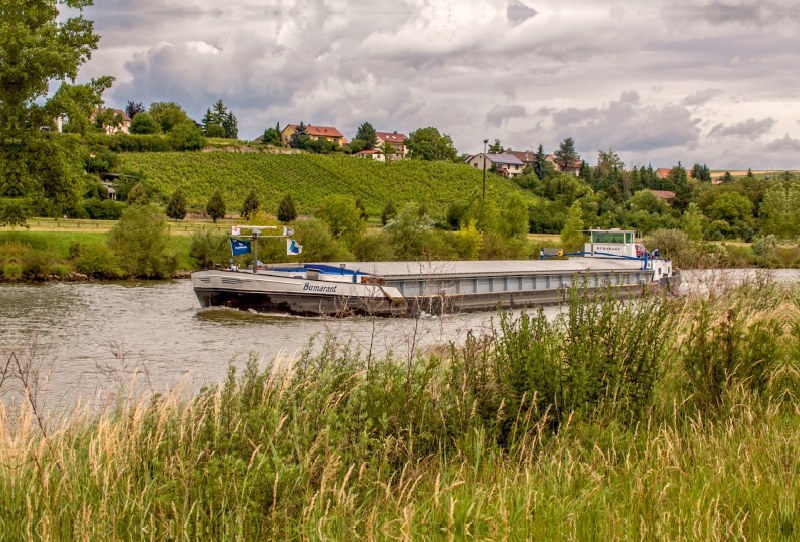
[205,189,226,223]
[212,100,227,125]
[223,111,238,139]
[126,183,149,206]
[290,122,309,149]
[166,187,187,220]
[381,200,397,225]
[355,122,379,150]
[723,171,733,182]
[240,189,260,220]
[553,137,580,172]
[747,168,754,178]
[630,166,643,192]
[578,160,591,180]
[201,109,214,133]
[277,193,298,223]
[532,144,548,180]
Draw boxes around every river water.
[1,269,798,408]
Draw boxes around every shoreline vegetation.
[2,278,797,539]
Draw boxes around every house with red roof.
[354,149,386,162]
[280,124,345,147]
[376,131,407,159]
[545,154,581,176]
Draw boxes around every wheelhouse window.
[592,232,627,244]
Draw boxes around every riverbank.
[3,280,797,539]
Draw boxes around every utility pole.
[482,138,489,200]
[252,229,259,274]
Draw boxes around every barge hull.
[195,282,654,317]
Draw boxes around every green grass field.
[120,152,534,215]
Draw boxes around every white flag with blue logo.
[287,239,302,256]
[283,226,295,237]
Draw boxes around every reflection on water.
[1,268,797,407]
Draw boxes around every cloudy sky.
[76,0,800,169]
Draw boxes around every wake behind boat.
[192,228,680,317]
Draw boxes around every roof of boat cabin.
[303,259,646,279]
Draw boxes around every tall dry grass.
[1,279,798,541]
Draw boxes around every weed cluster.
[2,280,798,539]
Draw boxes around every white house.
[466,153,525,178]
[354,149,385,162]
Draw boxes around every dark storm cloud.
[708,117,775,139]
[507,2,537,25]
[533,91,700,154]
[765,133,800,152]
[487,105,526,126]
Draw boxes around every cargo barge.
[192,229,680,317]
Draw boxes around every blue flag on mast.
[230,239,252,256]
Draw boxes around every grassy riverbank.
[3,279,796,540]
[0,230,195,279]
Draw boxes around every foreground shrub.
[2,263,22,279]
[22,251,53,279]
[108,205,177,278]
[73,243,123,279]
[189,231,230,269]
[49,264,70,277]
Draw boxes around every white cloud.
[77,0,800,168]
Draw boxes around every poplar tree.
[277,193,298,223]
[532,144,548,180]
[206,190,226,223]
[166,187,187,220]
[0,0,113,225]
[241,189,260,220]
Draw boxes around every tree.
[406,127,458,161]
[723,171,733,182]
[149,102,189,132]
[665,163,689,191]
[212,100,227,124]
[108,205,177,278]
[681,202,704,242]
[707,192,753,223]
[0,0,112,225]
[381,200,397,225]
[354,197,368,220]
[499,192,529,238]
[315,194,366,248]
[290,122,309,149]
[355,122,378,150]
[222,111,238,139]
[166,186,187,220]
[758,183,800,239]
[747,168,754,178]
[205,124,225,138]
[579,160,591,180]
[125,101,145,119]
[169,122,205,150]
[348,139,367,153]
[532,144,548,180]
[260,127,280,146]
[380,140,396,162]
[560,201,585,251]
[383,203,431,259]
[629,190,667,215]
[277,193,298,223]
[206,189,226,223]
[488,139,504,154]
[240,189,260,221]
[690,163,711,182]
[553,137,580,172]
[129,112,161,134]
[126,183,149,206]
[201,109,214,133]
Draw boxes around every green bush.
[49,264,70,277]
[82,199,128,220]
[22,251,54,279]
[2,263,22,279]
[108,206,177,278]
[73,243,123,278]
[190,231,230,269]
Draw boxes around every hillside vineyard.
[120,153,534,215]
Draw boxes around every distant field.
[120,153,535,216]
